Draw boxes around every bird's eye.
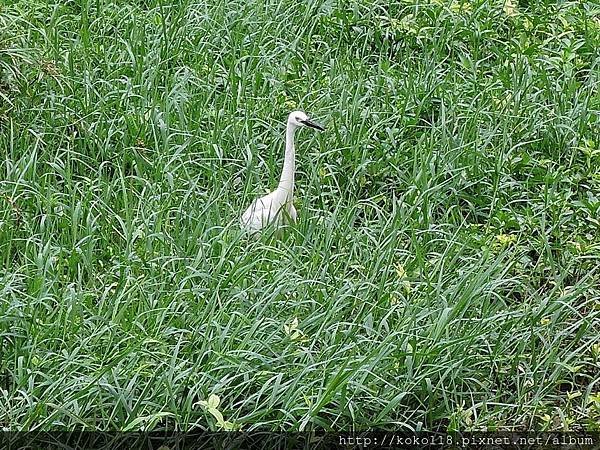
[295,117,301,122]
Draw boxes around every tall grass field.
[1,0,599,432]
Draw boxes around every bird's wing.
[241,193,281,231]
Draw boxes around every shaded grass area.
[1,0,599,431]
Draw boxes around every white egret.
[241,111,325,233]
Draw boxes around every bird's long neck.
[278,122,296,200]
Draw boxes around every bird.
[240,110,325,233]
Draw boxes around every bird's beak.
[301,118,325,131]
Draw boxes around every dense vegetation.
[1,0,599,431]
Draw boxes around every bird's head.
[288,111,325,131]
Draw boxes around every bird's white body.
[240,111,323,234]
[240,188,297,233]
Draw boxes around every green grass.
[1,0,599,432]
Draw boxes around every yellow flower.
[395,264,406,279]
[495,233,516,246]
[503,0,518,17]
[284,99,297,110]
[540,317,551,326]
[394,264,411,295]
